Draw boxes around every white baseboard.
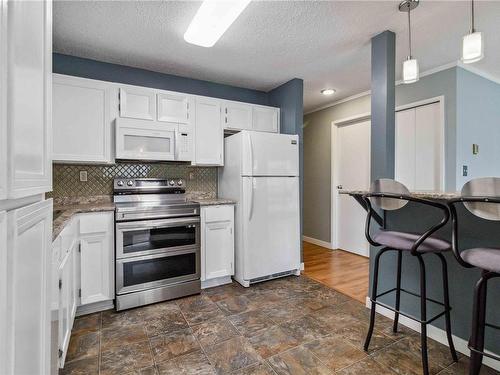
[76,300,114,316]
[365,297,500,371]
[302,235,333,249]
[201,276,233,289]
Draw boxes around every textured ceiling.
[53,1,500,112]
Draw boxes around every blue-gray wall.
[53,53,269,105]
[456,67,500,188]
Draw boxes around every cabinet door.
[0,1,6,200]
[6,0,52,199]
[158,92,192,124]
[223,102,252,130]
[0,211,7,375]
[80,234,114,305]
[194,98,223,166]
[58,246,75,368]
[204,221,234,280]
[253,106,279,133]
[53,75,116,163]
[119,87,156,120]
[6,199,52,375]
[79,212,114,305]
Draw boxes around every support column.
[371,31,396,181]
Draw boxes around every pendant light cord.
[408,6,412,58]
[471,0,475,33]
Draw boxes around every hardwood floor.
[303,241,369,303]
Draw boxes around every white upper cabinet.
[53,74,116,163]
[2,0,52,199]
[253,106,279,133]
[119,87,156,120]
[157,92,193,124]
[223,101,252,131]
[6,199,52,375]
[194,97,223,166]
[79,212,114,305]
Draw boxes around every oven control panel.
[114,178,186,193]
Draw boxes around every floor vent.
[250,270,297,284]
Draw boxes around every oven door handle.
[116,216,200,230]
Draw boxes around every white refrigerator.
[219,131,301,287]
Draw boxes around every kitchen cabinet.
[5,199,52,375]
[1,0,52,199]
[119,86,156,120]
[201,205,234,286]
[58,242,76,368]
[158,92,193,124]
[223,101,252,131]
[79,212,114,305]
[253,106,279,133]
[194,97,224,166]
[53,74,117,163]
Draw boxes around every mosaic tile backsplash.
[48,163,218,199]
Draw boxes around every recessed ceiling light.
[321,89,336,96]
[184,0,251,48]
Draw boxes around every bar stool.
[448,177,500,375]
[363,179,458,375]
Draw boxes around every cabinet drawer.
[203,205,234,223]
[79,212,113,234]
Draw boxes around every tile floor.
[60,276,499,375]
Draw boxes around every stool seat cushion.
[374,230,451,252]
[462,248,500,273]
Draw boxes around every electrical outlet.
[189,172,195,180]
[462,165,468,177]
[79,170,88,182]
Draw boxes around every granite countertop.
[191,198,236,206]
[339,190,460,200]
[53,201,115,241]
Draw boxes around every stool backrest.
[461,177,500,221]
[370,179,410,210]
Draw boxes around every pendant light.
[399,0,419,84]
[461,0,484,64]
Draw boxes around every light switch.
[472,144,479,155]
[79,170,88,182]
[463,165,468,177]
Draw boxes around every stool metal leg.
[436,253,458,361]
[393,250,403,333]
[469,272,489,375]
[364,247,390,352]
[417,254,430,375]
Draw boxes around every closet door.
[395,109,416,189]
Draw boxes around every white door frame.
[331,112,371,251]
[395,95,446,192]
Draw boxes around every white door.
[223,102,252,131]
[204,222,234,280]
[0,0,6,200]
[6,0,52,199]
[53,74,116,163]
[119,87,156,120]
[334,119,371,257]
[242,177,300,280]
[80,234,114,305]
[157,92,192,124]
[0,211,7,375]
[395,102,443,191]
[194,97,223,166]
[6,199,52,375]
[252,106,279,133]
[241,132,299,176]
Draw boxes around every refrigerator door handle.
[248,177,254,221]
[247,132,254,174]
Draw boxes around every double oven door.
[115,216,200,295]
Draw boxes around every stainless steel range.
[113,178,201,311]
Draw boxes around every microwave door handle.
[174,130,179,160]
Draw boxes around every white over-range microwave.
[115,118,193,162]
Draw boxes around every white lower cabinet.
[0,211,8,375]
[201,205,234,287]
[79,212,114,305]
[55,211,114,368]
[5,200,52,375]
